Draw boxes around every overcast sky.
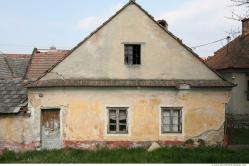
[0,0,247,56]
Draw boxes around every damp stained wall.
[28,87,230,145]
[0,111,40,151]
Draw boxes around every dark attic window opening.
[124,44,141,65]
[247,80,249,101]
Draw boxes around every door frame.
[40,107,63,149]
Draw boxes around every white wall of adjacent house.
[41,4,220,81]
[223,72,249,114]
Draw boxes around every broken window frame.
[107,107,129,134]
[124,44,141,65]
[161,107,182,134]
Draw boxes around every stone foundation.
[0,141,40,153]
[63,140,184,151]
[191,123,225,146]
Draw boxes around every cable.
[191,36,231,50]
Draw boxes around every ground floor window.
[107,107,128,134]
[161,107,182,133]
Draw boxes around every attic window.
[124,44,141,65]
[247,80,249,101]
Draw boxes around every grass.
[0,147,249,163]
[230,128,249,145]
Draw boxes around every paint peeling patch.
[190,123,224,146]
[0,141,40,153]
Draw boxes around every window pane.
[109,125,116,132]
[163,116,170,125]
[172,116,179,125]
[163,125,170,132]
[162,110,171,116]
[171,125,177,132]
[119,125,127,132]
[109,110,116,120]
[119,110,127,120]
[110,119,116,124]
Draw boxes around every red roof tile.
[25,49,69,81]
[206,35,249,70]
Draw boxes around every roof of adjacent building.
[5,54,31,78]
[0,49,68,114]
[0,55,13,79]
[25,48,69,81]
[0,79,27,113]
[206,34,249,70]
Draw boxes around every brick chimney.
[242,18,249,36]
[157,19,168,30]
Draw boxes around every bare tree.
[231,0,249,7]
[229,0,249,20]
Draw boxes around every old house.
[207,18,249,115]
[1,0,234,151]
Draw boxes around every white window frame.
[105,106,131,136]
[159,106,184,135]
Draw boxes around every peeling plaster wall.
[42,4,219,80]
[0,107,40,151]
[28,87,230,148]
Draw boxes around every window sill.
[125,64,141,68]
[106,133,130,137]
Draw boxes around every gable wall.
[42,4,219,80]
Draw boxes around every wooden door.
[41,109,61,149]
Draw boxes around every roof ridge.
[23,48,37,80]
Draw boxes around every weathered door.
[41,109,61,149]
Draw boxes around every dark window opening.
[107,107,128,134]
[161,107,182,134]
[247,80,249,100]
[124,44,141,65]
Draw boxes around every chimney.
[157,19,168,30]
[242,18,249,36]
[49,46,56,50]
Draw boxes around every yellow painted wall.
[28,87,230,144]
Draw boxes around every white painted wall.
[222,72,249,114]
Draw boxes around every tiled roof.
[0,55,13,79]
[27,79,235,88]
[0,54,30,113]
[5,54,31,78]
[206,35,249,70]
[0,79,27,113]
[25,49,68,81]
